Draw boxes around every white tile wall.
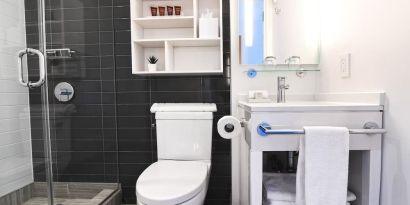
[0,0,33,197]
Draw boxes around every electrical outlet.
[340,53,351,78]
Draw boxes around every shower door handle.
[17,48,46,88]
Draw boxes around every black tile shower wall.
[26,0,231,204]
[26,0,120,185]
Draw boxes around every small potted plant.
[147,56,159,72]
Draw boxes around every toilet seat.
[136,160,209,205]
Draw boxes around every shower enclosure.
[1,0,121,204]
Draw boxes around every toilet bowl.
[136,160,210,205]
[136,103,217,205]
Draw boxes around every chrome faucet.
[277,76,289,103]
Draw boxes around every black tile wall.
[26,0,231,204]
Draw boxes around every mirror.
[239,0,320,65]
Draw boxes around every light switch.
[340,53,351,78]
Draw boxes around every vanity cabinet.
[130,0,223,75]
[238,101,384,205]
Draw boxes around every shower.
[0,0,121,204]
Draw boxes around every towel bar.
[258,122,387,136]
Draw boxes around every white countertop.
[238,101,384,112]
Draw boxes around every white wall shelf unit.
[133,16,195,29]
[131,0,223,76]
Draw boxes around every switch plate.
[340,53,351,78]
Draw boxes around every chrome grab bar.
[258,122,387,136]
[17,48,46,88]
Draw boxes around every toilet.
[136,103,217,205]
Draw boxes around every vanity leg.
[362,149,382,205]
[249,151,263,205]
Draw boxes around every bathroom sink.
[238,94,385,205]
[236,93,385,153]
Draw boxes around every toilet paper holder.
[217,116,246,139]
[223,121,247,133]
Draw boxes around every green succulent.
[147,56,159,64]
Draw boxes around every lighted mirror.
[239,0,320,65]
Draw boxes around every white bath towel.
[296,126,350,205]
[263,173,356,202]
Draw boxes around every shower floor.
[1,182,121,205]
[23,189,115,205]
[24,195,110,205]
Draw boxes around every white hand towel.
[296,126,350,205]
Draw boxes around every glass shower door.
[1,0,120,204]
[23,0,55,204]
[43,0,120,204]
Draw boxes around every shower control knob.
[54,82,74,102]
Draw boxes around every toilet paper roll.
[217,116,242,139]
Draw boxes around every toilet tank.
[151,103,217,161]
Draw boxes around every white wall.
[230,0,319,203]
[317,0,410,204]
[0,0,33,197]
[231,0,410,204]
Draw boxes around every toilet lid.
[136,160,209,205]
